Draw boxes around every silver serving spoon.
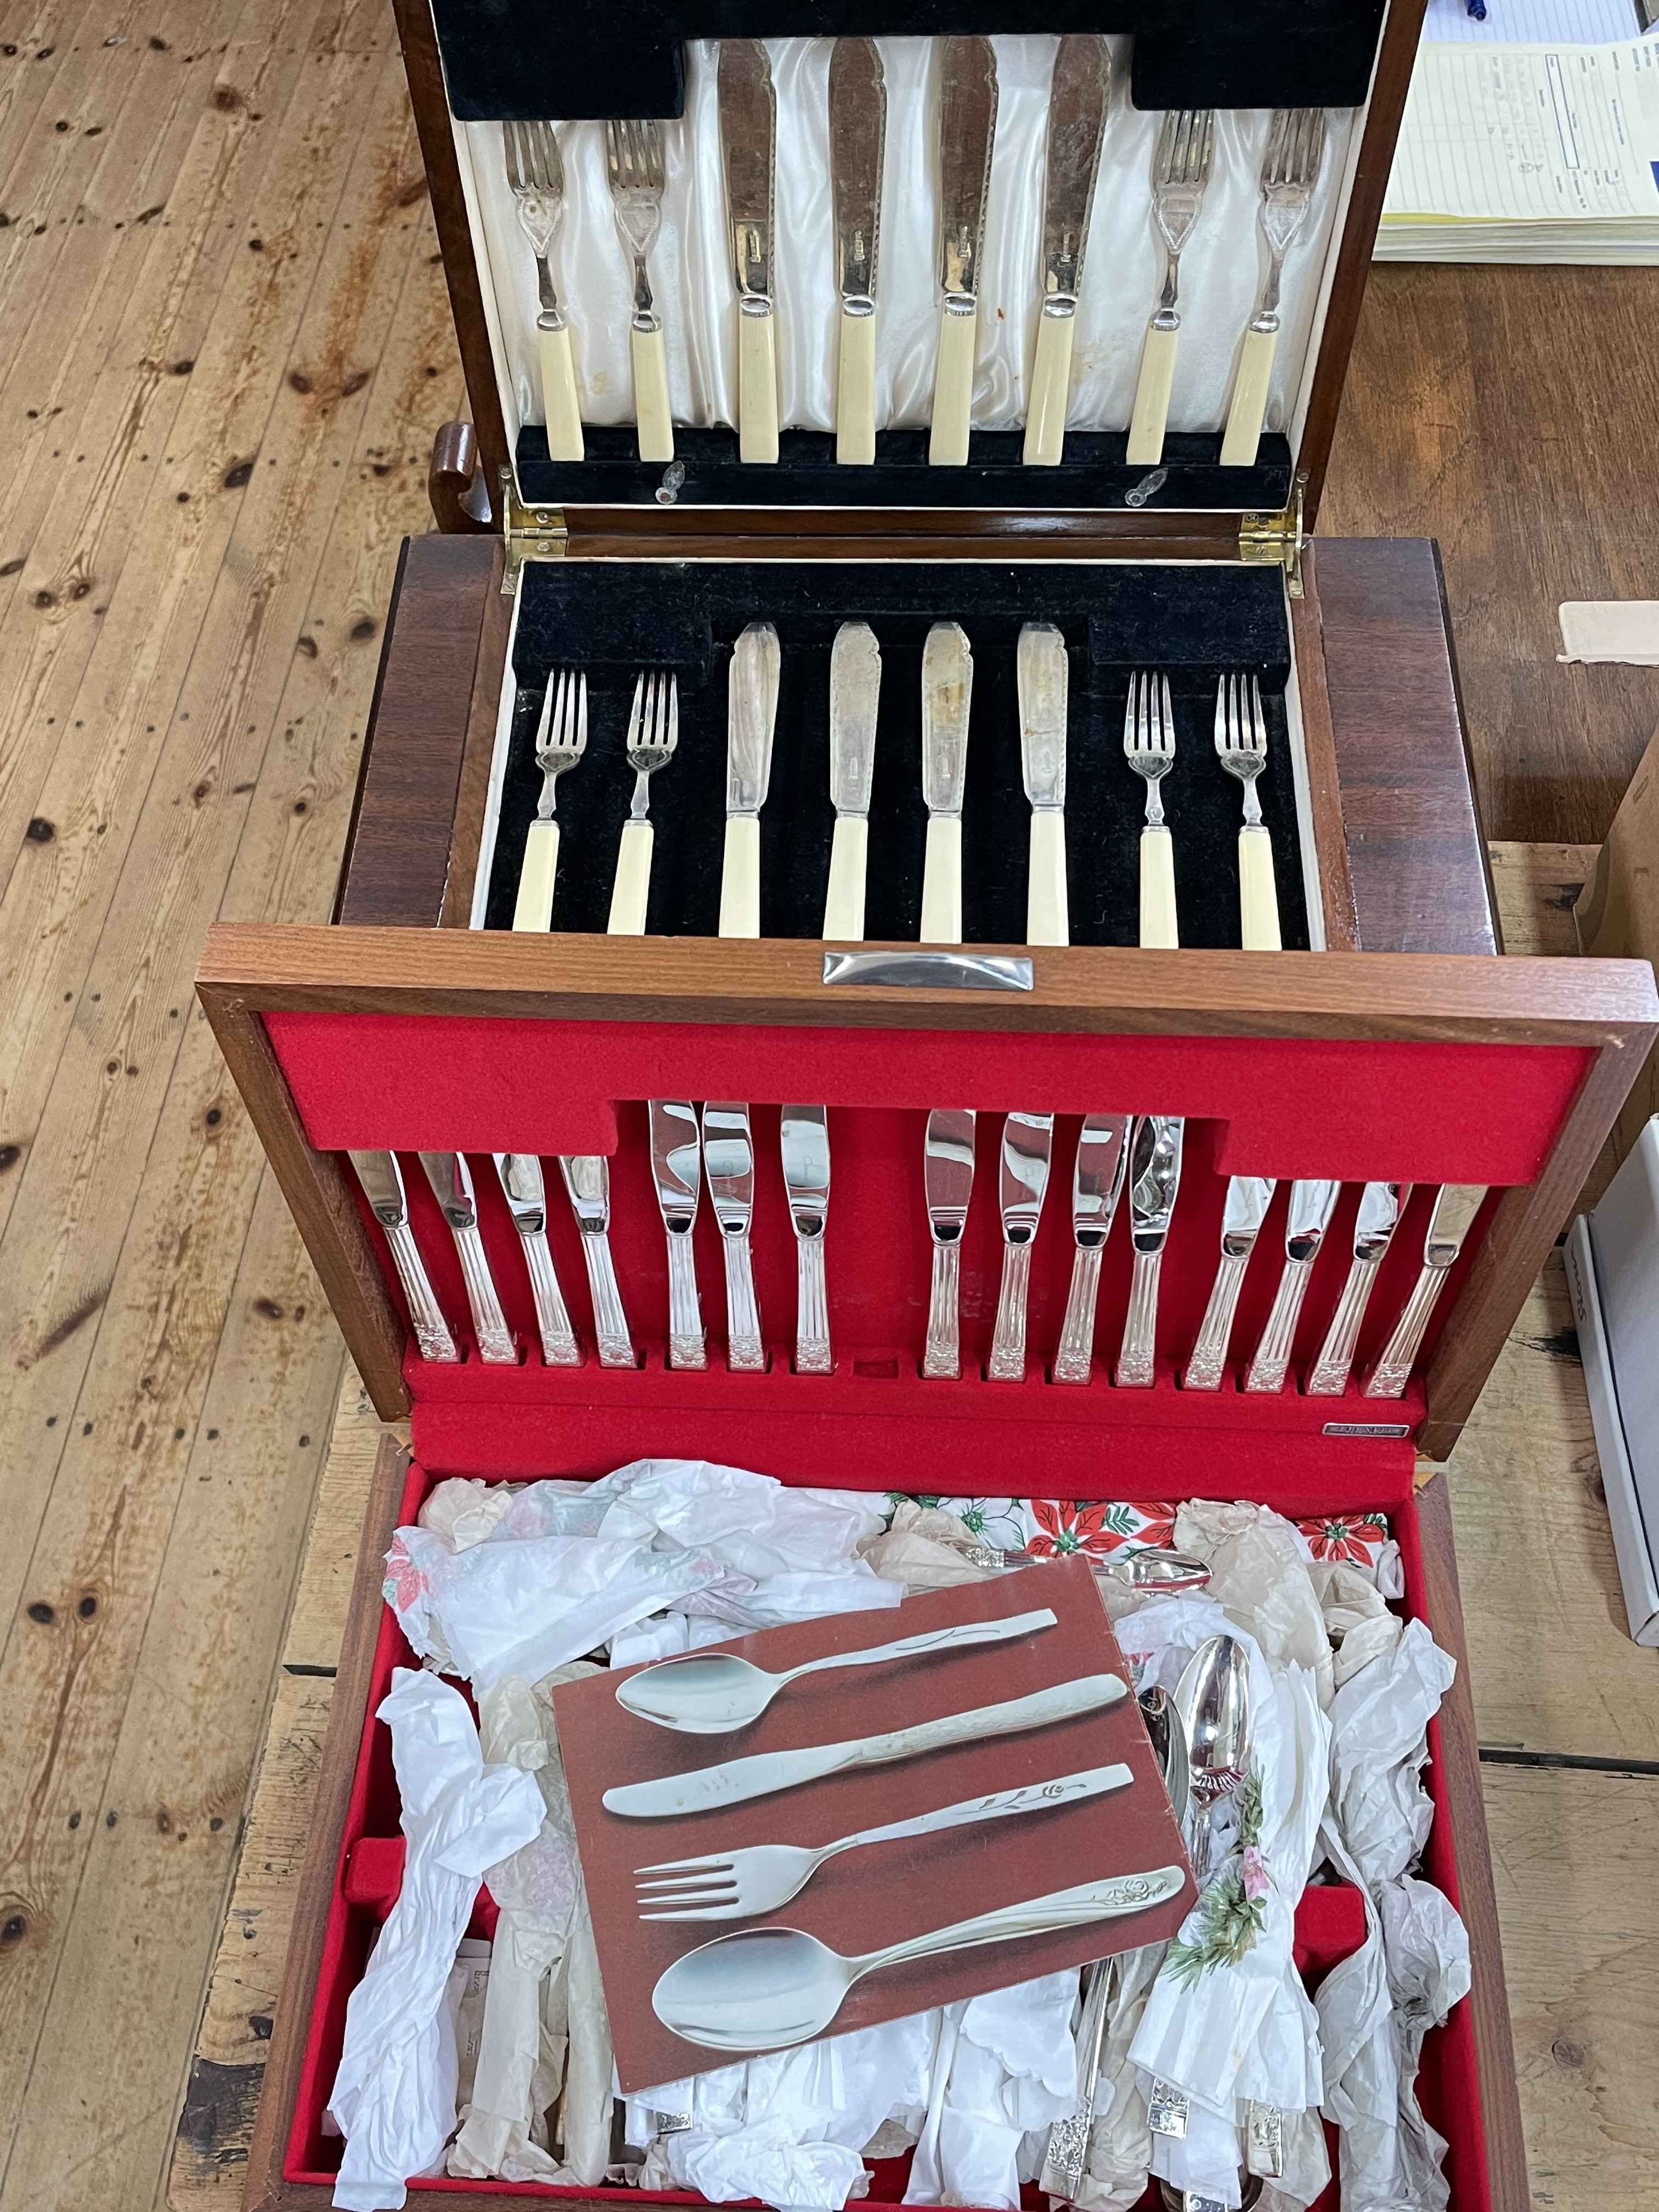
[614,1605,1057,1734]
[651,1868,1188,2052]
[1173,1634,1250,1882]
[1140,1683,1190,1826]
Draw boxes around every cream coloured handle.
[629,323,674,464]
[836,307,877,466]
[607,818,653,936]
[1238,825,1281,951]
[737,306,779,464]
[719,815,761,938]
[1138,825,1178,949]
[1221,326,1277,470]
[512,819,560,933]
[823,814,868,940]
[1027,811,1069,946]
[869,1673,1127,1767]
[920,816,963,944]
[1023,308,1075,467]
[1126,323,1180,468]
[538,324,584,462]
[929,302,977,467]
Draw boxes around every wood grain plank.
[281,1367,387,1673]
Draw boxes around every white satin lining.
[459,36,1355,444]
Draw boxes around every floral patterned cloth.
[894,1496,1392,1582]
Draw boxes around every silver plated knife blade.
[922,1105,976,1379]
[936,35,998,302]
[1308,1180,1408,1396]
[704,1102,765,1370]
[649,1101,706,1370]
[1245,1178,1342,1393]
[1054,1111,1131,1381]
[419,1150,515,1363]
[830,620,881,820]
[718,40,775,303]
[781,1103,832,1375]
[494,1151,579,1367]
[1183,1175,1276,1390]
[558,1154,636,1368]
[988,1111,1054,1381]
[726,620,781,817]
[1116,1115,1184,1386]
[922,620,973,816]
[1018,620,1067,810]
[1364,1183,1486,1397]
[349,1149,458,1364]
[1040,35,1111,306]
[829,36,884,306]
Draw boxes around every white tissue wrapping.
[459,37,1356,441]
[904,1972,1081,2210]
[325,1671,545,2212]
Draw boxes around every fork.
[1126,108,1215,467]
[1124,670,1178,947]
[607,670,679,934]
[1215,673,1280,950]
[503,118,584,461]
[511,667,587,933]
[605,117,674,464]
[633,1763,1133,1922]
[1222,109,1328,469]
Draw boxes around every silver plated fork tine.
[1249,673,1268,749]
[625,669,646,748]
[666,670,679,753]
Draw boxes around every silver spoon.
[614,1605,1057,1733]
[651,1868,1188,2052]
[1173,1634,1250,1881]
[1140,1683,1190,1826]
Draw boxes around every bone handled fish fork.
[511,667,587,933]
[1216,672,1280,950]
[1126,107,1214,468]
[607,670,679,935]
[1125,670,1178,949]
[634,1763,1133,1923]
[503,118,583,461]
[606,116,675,464]
[1222,108,1327,469]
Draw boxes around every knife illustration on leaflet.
[603,1673,1129,1816]
[718,39,780,464]
[1053,1114,1131,1385]
[1183,1175,1277,1390]
[828,37,885,466]
[1364,1183,1486,1398]
[1244,1177,1340,1393]
[989,1112,1054,1382]
[1024,35,1111,467]
[930,36,998,466]
[418,1150,516,1364]
[1115,1115,1184,1387]
[349,1149,458,1365]
[1307,1180,1407,1396]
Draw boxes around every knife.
[930,35,998,467]
[649,1101,706,1371]
[781,1103,832,1375]
[988,1111,1054,1381]
[1364,1183,1486,1398]
[1115,1115,1184,1387]
[1024,35,1111,467]
[418,1151,516,1363]
[348,1149,458,1364]
[1245,1178,1341,1393]
[703,1102,764,1370]
[494,1152,579,1367]
[719,620,781,939]
[1018,621,1069,946]
[920,620,972,943]
[1053,1114,1131,1384]
[557,1153,636,1368]
[922,1106,977,1379]
[1183,1175,1277,1391]
[823,621,881,941]
[829,37,885,467]
[1308,1181,1409,1396]
[603,1672,1128,1818]
[718,39,778,464]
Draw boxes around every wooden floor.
[0,12,1655,2212]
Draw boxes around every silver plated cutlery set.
[506,44,1328,470]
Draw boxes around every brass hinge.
[1239,471,1307,599]
[500,467,568,596]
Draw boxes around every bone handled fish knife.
[988,1111,1054,1381]
[1018,621,1069,946]
[930,35,998,466]
[1183,1175,1276,1390]
[824,621,881,941]
[1363,1183,1486,1397]
[1307,1180,1408,1396]
[1115,1115,1184,1387]
[782,1104,832,1374]
[1024,34,1111,467]
[649,1099,706,1370]
[494,1152,579,1365]
[829,37,885,466]
[718,39,780,464]
[719,620,781,939]
[703,1102,764,1370]
[920,620,972,942]
[558,1153,636,1368]
[923,1106,976,1379]
[349,1149,458,1364]
[1053,1113,1131,1384]
[418,1150,515,1363]
[1244,1177,1340,1392]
